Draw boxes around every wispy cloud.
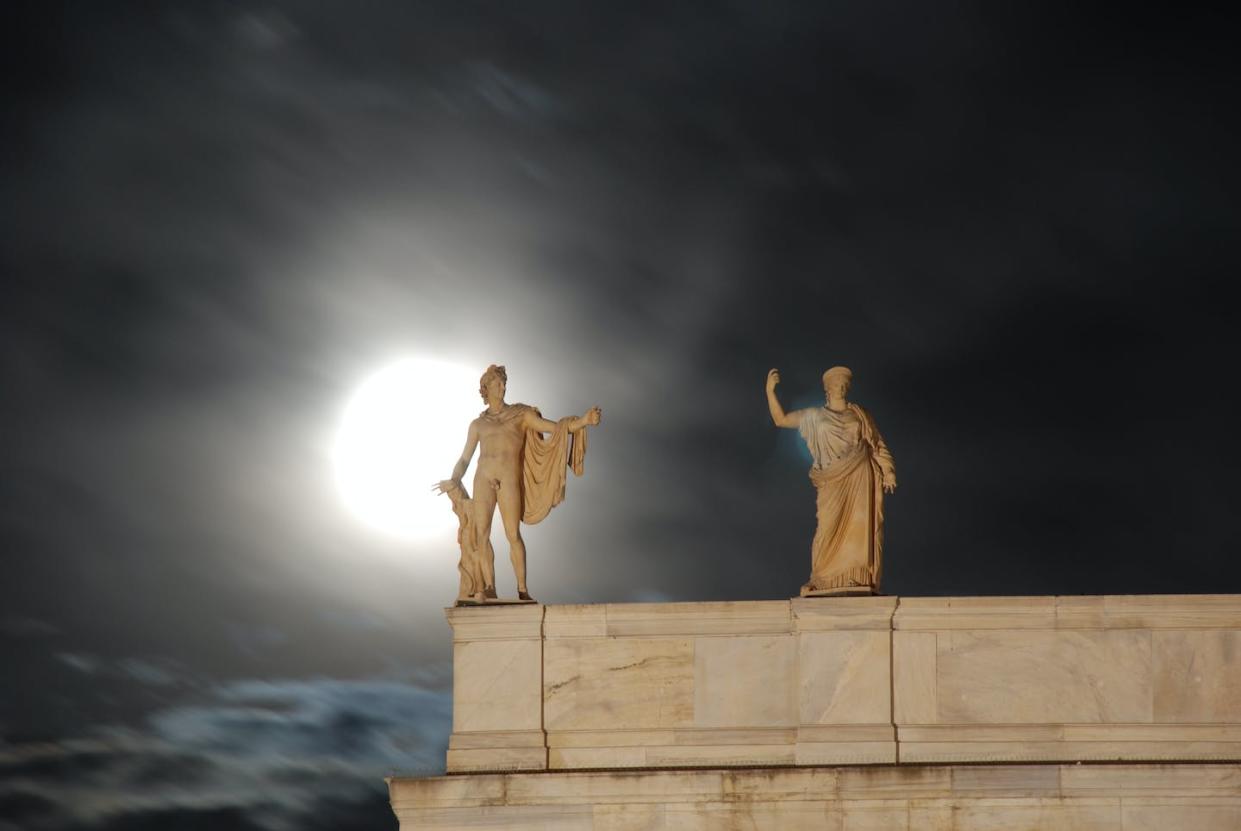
[0,676,448,831]
[0,618,58,638]
[55,654,102,675]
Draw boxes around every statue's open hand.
[766,368,781,393]
[584,406,602,427]
[433,479,459,496]
[882,479,897,495]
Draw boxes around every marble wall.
[444,595,1241,773]
[390,764,1241,830]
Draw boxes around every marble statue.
[766,366,896,595]
[436,365,601,604]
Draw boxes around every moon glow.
[333,358,480,540]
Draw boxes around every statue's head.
[479,364,507,402]
[822,366,852,400]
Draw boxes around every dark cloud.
[4,1,1240,829]
[0,678,447,830]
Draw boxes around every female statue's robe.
[796,404,895,593]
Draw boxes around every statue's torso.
[475,404,531,476]
[799,406,864,470]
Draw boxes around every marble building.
[388,595,1241,829]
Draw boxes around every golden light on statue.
[332,357,480,540]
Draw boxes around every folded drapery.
[521,410,587,525]
[797,403,892,592]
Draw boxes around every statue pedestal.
[800,586,876,597]
[453,596,537,607]
[390,594,1241,829]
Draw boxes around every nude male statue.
[436,365,601,602]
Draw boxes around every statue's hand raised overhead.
[766,368,781,393]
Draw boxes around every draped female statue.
[766,366,896,595]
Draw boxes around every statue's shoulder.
[794,405,821,424]
[508,402,540,420]
[481,403,539,424]
[848,402,878,429]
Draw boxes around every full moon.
[333,358,481,540]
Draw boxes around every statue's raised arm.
[525,405,602,434]
[766,368,800,428]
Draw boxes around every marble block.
[536,598,897,769]
[934,629,1152,724]
[694,635,796,727]
[545,636,695,731]
[798,630,890,725]
[446,604,547,772]
[1152,629,1241,722]
[892,594,1241,764]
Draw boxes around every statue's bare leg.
[472,476,499,596]
[496,477,529,599]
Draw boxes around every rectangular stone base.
[388,763,1241,830]
[446,729,547,772]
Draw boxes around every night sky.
[4,3,1240,830]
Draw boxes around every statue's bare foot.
[484,586,497,599]
[518,591,534,602]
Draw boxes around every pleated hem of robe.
[809,565,876,592]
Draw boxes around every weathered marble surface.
[934,629,1152,724]
[894,594,1241,764]
[695,635,796,727]
[1152,630,1241,722]
[445,595,1241,773]
[446,604,547,772]
[798,631,890,725]
[389,764,1241,830]
[545,636,695,731]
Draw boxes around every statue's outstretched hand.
[766,368,781,393]
[433,479,459,496]
[584,406,602,426]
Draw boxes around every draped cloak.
[516,405,588,524]
[796,403,894,592]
